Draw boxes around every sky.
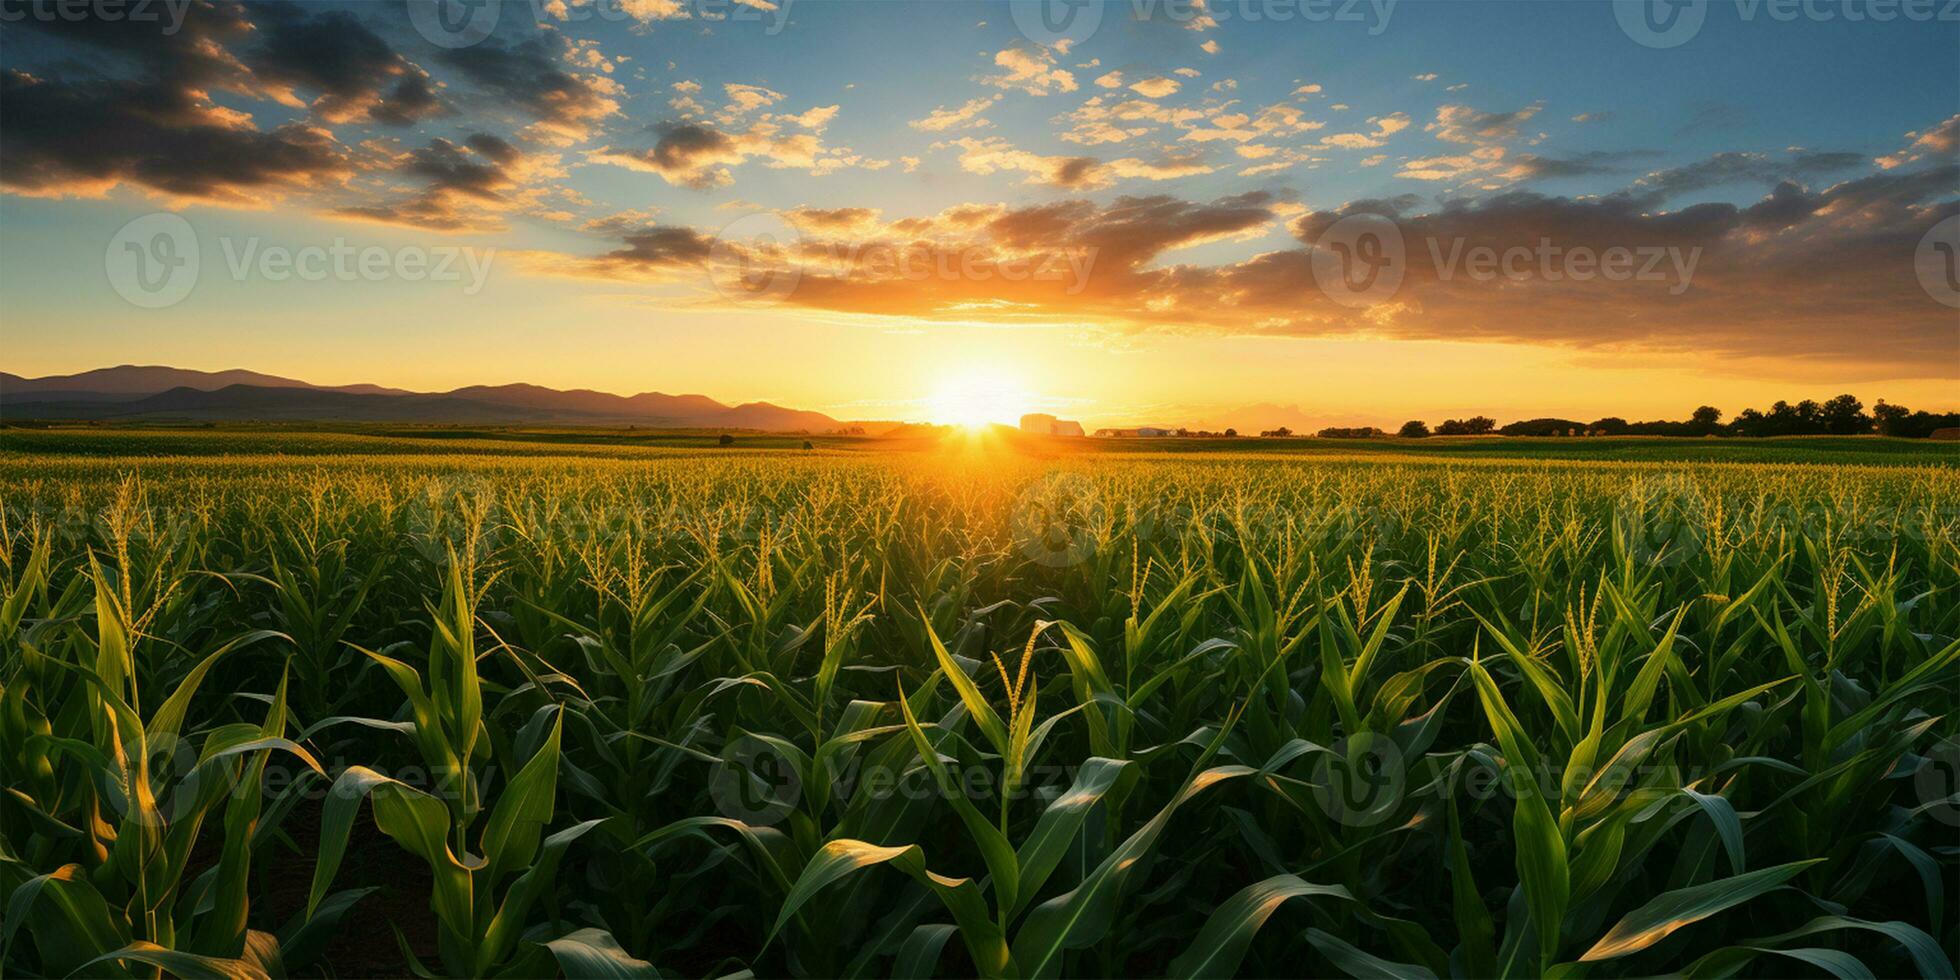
[1,0,1956,429]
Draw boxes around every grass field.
[5,424,1956,465]
[1,430,1955,978]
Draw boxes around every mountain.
[1,365,406,398]
[0,368,841,431]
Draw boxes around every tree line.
[1389,396,1958,439]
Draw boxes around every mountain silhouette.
[1,366,840,431]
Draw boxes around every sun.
[925,368,1034,429]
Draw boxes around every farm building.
[1020,413,1085,437]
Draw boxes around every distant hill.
[0,367,842,431]
[1,365,407,399]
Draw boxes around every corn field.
[1,449,1956,978]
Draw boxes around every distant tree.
[1224,428,1238,438]
[1820,393,1869,434]
[1465,416,1496,434]
[1260,426,1294,438]
[1900,410,1960,438]
[1501,418,1587,437]
[1690,405,1723,435]
[1873,400,1910,436]
[1317,426,1384,438]
[802,440,814,450]
[1730,408,1765,437]
[1795,399,1823,432]
[718,433,735,446]
[1398,420,1430,438]
[1590,417,1629,436]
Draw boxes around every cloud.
[435,35,619,144]
[1128,76,1181,98]
[941,136,1109,188]
[909,95,1000,132]
[329,133,567,232]
[0,2,353,202]
[245,5,445,125]
[1504,149,1657,181]
[1877,113,1959,170]
[1624,150,1866,205]
[520,163,1958,377]
[1320,112,1409,150]
[592,117,876,188]
[987,45,1077,95]
[0,69,349,203]
[723,83,785,115]
[1429,102,1543,145]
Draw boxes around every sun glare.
[925,369,1033,429]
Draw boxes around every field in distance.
[2,422,1955,466]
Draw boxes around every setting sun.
[925,369,1036,429]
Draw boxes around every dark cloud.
[1627,150,1867,206]
[1051,156,1104,188]
[632,123,741,188]
[604,227,717,266]
[0,0,254,97]
[0,1,354,200]
[1510,149,1660,181]
[245,5,444,124]
[329,133,527,231]
[435,35,616,142]
[403,137,509,200]
[0,69,348,201]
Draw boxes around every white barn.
[1020,413,1085,437]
